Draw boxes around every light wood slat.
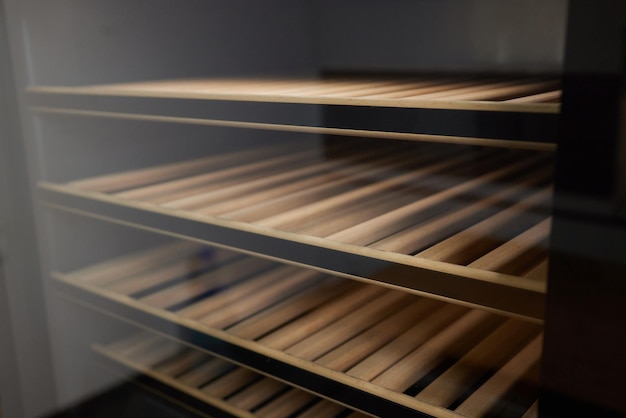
[265,78,402,96]
[254,147,482,230]
[148,141,356,206]
[293,187,419,237]
[226,279,356,340]
[94,345,257,418]
[416,188,551,265]
[361,77,477,99]
[218,147,430,222]
[105,250,240,295]
[152,349,209,377]
[32,76,560,113]
[72,142,292,194]
[415,320,540,407]
[370,168,552,254]
[399,79,525,101]
[294,79,410,97]
[177,358,235,388]
[139,257,274,309]
[118,146,321,204]
[315,298,441,371]
[350,78,461,99]
[175,264,303,318]
[521,401,539,418]
[346,304,468,381]
[161,154,348,210]
[285,290,413,360]
[234,145,479,228]
[468,218,551,275]
[65,241,200,285]
[327,154,546,246]
[455,335,542,416]
[434,80,558,102]
[293,400,344,418]
[200,368,259,399]
[370,310,503,391]
[192,145,400,216]
[227,378,288,411]
[254,389,316,418]
[256,284,387,350]
[193,269,325,328]
[315,80,438,98]
[115,141,308,201]
[506,90,561,103]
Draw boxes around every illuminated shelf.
[42,141,553,320]
[95,331,368,418]
[56,241,541,418]
[28,75,560,146]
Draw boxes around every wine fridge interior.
[2,1,626,417]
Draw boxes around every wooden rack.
[57,241,541,418]
[28,75,560,147]
[42,140,553,320]
[95,331,368,418]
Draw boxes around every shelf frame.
[40,182,546,322]
[27,87,560,145]
[55,276,441,418]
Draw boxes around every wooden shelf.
[95,330,367,418]
[56,241,541,418]
[41,141,553,320]
[27,75,560,147]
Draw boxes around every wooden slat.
[120,145,320,204]
[455,335,542,416]
[227,378,287,411]
[72,142,292,194]
[254,389,316,418]
[284,290,413,360]
[193,269,324,328]
[65,241,200,285]
[369,310,503,391]
[138,257,273,309]
[415,320,540,407]
[468,218,551,275]
[434,80,558,102]
[200,368,259,399]
[315,298,441,371]
[257,283,386,350]
[152,349,209,377]
[371,167,552,255]
[254,147,479,230]
[293,400,344,418]
[177,358,235,388]
[105,250,239,295]
[96,335,359,418]
[226,279,355,340]
[218,146,430,222]
[327,153,546,246]
[346,304,468,381]
[416,188,551,265]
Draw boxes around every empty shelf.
[28,75,560,145]
[95,331,366,418]
[42,141,553,320]
[55,241,541,418]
